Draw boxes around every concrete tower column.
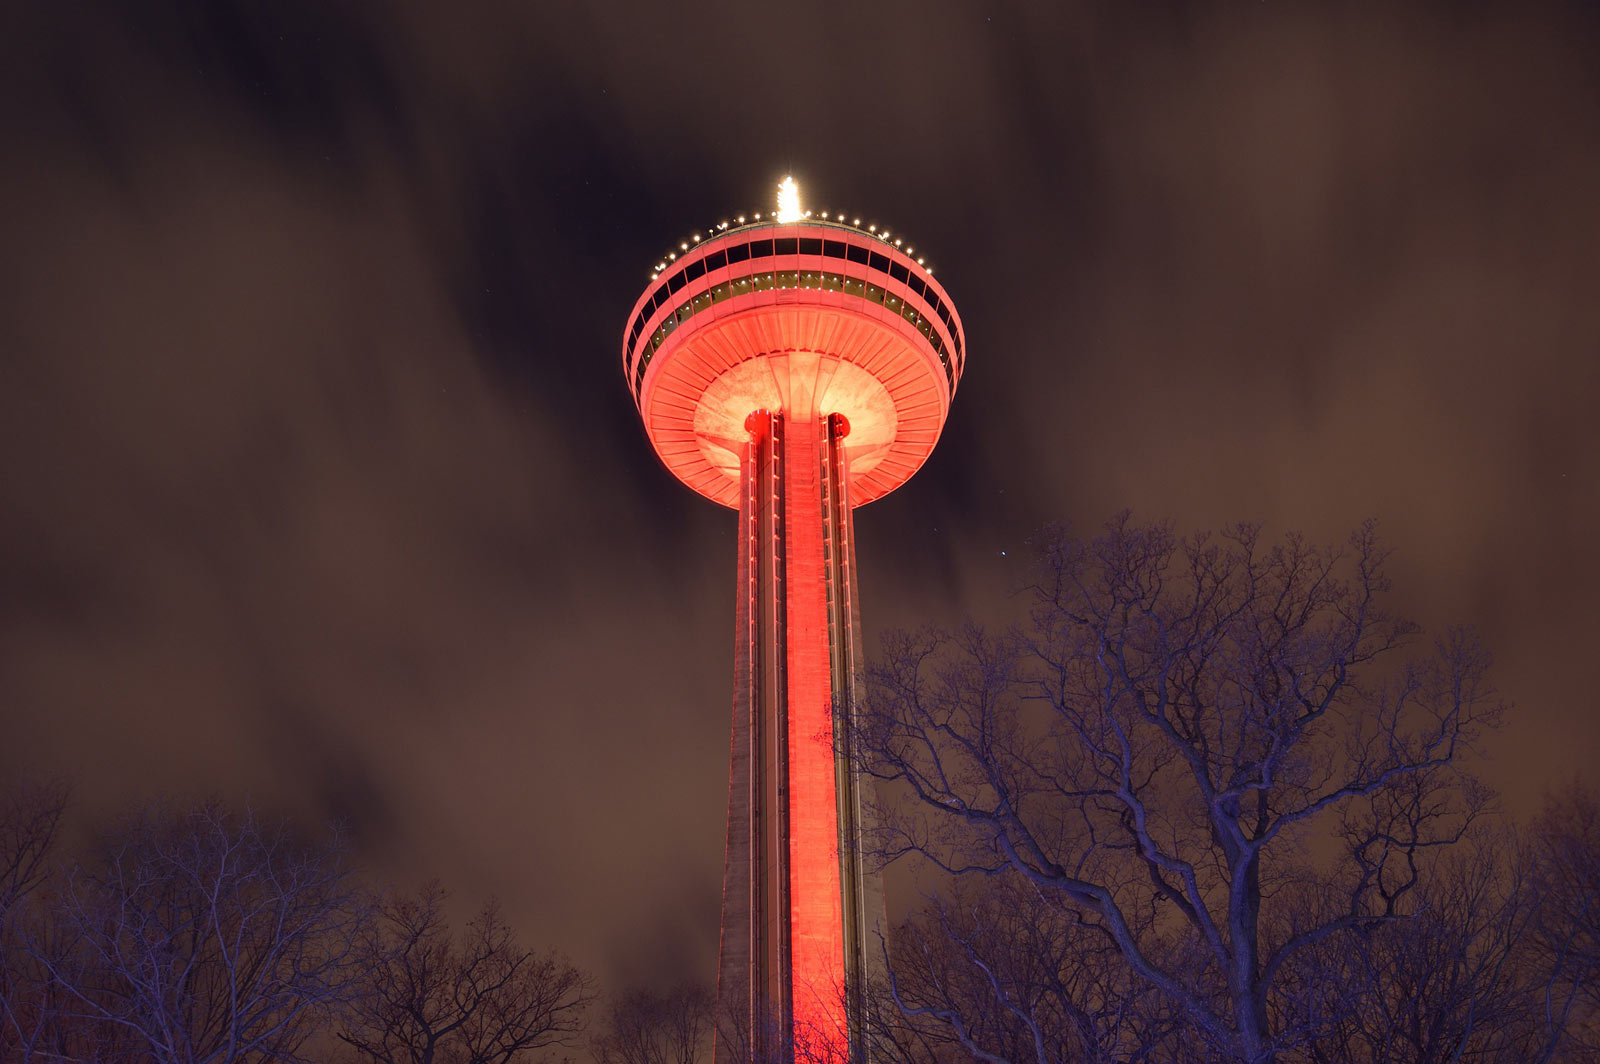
[718,410,882,1063]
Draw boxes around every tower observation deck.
[623,180,965,1063]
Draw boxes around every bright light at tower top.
[775,176,803,223]
[624,175,966,509]
[645,180,949,279]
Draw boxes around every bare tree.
[31,799,366,1064]
[591,982,713,1064]
[1300,828,1565,1064]
[857,517,1504,1064]
[854,978,961,1064]
[339,882,594,1064]
[1528,785,1600,1060]
[0,781,65,919]
[711,998,861,1064]
[885,873,1182,1064]
[0,781,75,1064]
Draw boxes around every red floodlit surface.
[624,223,964,510]
[782,415,847,1057]
[627,205,963,1063]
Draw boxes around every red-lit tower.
[622,180,965,1063]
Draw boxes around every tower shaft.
[718,410,884,1063]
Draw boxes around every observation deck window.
[631,230,963,401]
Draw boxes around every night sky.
[2,1,1598,999]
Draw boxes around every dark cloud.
[1,0,1596,1003]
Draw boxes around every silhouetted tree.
[857,517,1505,1063]
[886,874,1182,1064]
[31,799,366,1064]
[1300,828,1567,1064]
[338,882,594,1064]
[712,998,862,1064]
[592,981,713,1064]
[0,780,75,1064]
[0,781,64,919]
[1529,784,1600,1059]
[853,980,960,1064]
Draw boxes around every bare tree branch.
[856,517,1506,1064]
[339,881,594,1064]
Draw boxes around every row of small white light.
[649,213,933,281]
[647,272,928,347]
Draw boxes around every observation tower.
[622,179,965,1062]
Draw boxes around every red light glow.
[628,222,962,511]
[781,413,848,1057]
[627,211,963,1062]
